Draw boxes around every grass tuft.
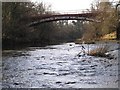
[88,45,109,57]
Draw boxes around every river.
[2,43,119,88]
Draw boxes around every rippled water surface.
[2,43,119,88]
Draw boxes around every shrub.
[88,45,109,57]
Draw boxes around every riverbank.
[75,39,120,44]
[2,39,75,50]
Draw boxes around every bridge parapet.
[53,9,93,14]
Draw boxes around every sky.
[31,0,93,13]
[31,0,119,13]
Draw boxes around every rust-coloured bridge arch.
[22,12,98,27]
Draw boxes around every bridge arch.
[23,12,98,27]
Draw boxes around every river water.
[2,43,119,88]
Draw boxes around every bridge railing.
[50,9,93,14]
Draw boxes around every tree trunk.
[117,22,120,40]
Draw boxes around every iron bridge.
[22,11,99,27]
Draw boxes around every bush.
[88,45,109,57]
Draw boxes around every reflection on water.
[2,43,118,88]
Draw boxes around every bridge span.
[21,11,99,27]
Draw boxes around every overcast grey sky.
[31,0,119,13]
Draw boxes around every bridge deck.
[20,11,99,26]
[22,12,98,21]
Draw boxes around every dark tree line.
[2,1,119,49]
[2,2,83,49]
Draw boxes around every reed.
[88,45,109,57]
